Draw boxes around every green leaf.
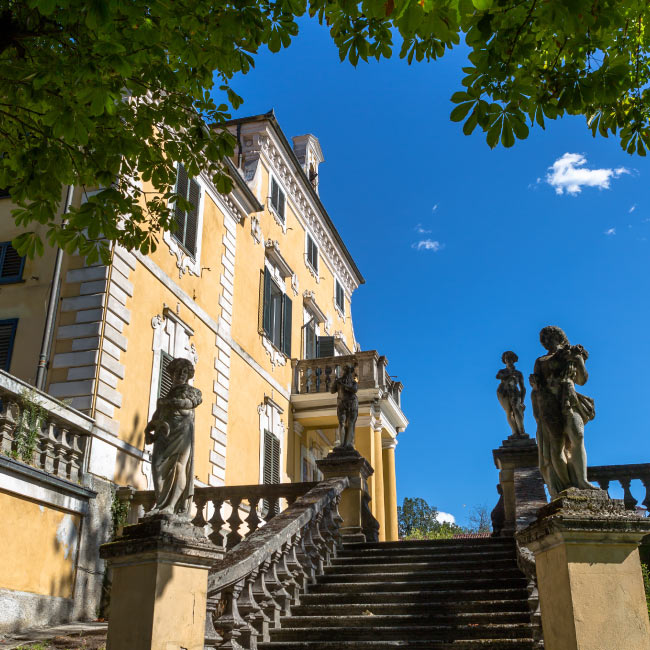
[471,0,493,9]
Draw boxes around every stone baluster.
[619,477,638,510]
[320,503,339,558]
[40,421,57,473]
[245,497,262,536]
[191,492,208,529]
[324,364,332,393]
[236,568,264,646]
[213,580,250,650]
[64,432,79,481]
[309,511,329,571]
[642,476,650,511]
[0,399,19,454]
[265,496,279,521]
[53,427,68,478]
[297,520,319,584]
[226,497,244,549]
[205,595,224,649]
[595,477,610,493]
[274,541,301,605]
[209,499,226,548]
[116,486,137,528]
[265,550,291,616]
[252,557,281,631]
[285,532,309,592]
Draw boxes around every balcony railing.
[0,370,92,482]
[588,463,650,511]
[292,350,403,406]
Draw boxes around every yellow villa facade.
[0,112,407,632]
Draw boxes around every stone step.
[333,550,517,564]
[257,638,535,650]
[259,641,535,649]
[321,567,522,581]
[300,588,530,605]
[269,623,534,642]
[309,577,528,593]
[343,539,514,552]
[280,613,531,628]
[292,599,530,617]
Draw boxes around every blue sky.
[226,18,650,527]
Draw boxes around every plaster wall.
[0,490,80,598]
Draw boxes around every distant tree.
[398,497,440,538]
[4,0,650,262]
[467,505,491,534]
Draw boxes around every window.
[260,268,292,356]
[306,233,318,273]
[304,319,317,359]
[263,429,281,516]
[158,351,174,398]
[270,177,285,223]
[335,279,345,314]
[0,242,25,284]
[173,163,201,257]
[0,319,18,371]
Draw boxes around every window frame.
[305,232,319,276]
[261,265,293,358]
[0,318,18,372]
[269,174,286,227]
[334,278,345,317]
[0,242,25,285]
[172,163,202,258]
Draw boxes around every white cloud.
[604,227,616,236]
[415,223,431,234]
[432,204,438,212]
[413,239,443,252]
[629,204,637,213]
[546,153,629,195]
[436,511,456,524]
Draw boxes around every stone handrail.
[205,477,348,649]
[292,350,403,405]
[0,369,92,482]
[588,463,650,511]
[117,481,320,549]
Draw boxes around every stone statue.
[496,351,527,438]
[144,357,202,518]
[530,326,596,497]
[331,365,358,450]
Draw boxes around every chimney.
[292,134,324,194]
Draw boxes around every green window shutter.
[281,293,292,357]
[185,178,201,256]
[0,319,18,371]
[263,429,281,516]
[158,351,174,399]
[272,434,281,484]
[173,164,188,246]
[317,336,335,358]
[0,242,25,283]
[262,267,272,337]
[278,186,285,221]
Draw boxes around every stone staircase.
[259,536,536,649]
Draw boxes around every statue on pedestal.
[530,326,596,497]
[144,357,202,518]
[496,351,527,438]
[331,365,358,451]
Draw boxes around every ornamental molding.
[265,239,294,278]
[163,230,201,278]
[199,169,245,224]
[250,215,262,244]
[261,334,287,369]
[291,273,299,296]
[239,129,359,295]
[303,290,327,324]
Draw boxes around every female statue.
[145,357,202,518]
[331,364,358,450]
[496,351,526,438]
[530,326,596,497]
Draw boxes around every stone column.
[317,448,378,543]
[382,439,398,542]
[492,436,546,535]
[100,516,223,650]
[355,423,375,507]
[372,427,386,541]
[518,488,650,650]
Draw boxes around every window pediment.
[265,240,294,278]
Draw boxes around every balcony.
[291,350,407,437]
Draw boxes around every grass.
[643,563,650,619]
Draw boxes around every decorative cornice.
[265,239,294,278]
[303,290,327,324]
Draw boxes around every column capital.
[382,437,397,450]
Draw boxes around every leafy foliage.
[398,496,441,538]
[4,0,650,260]
[110,488,130,539]
[643,563,650,619]
[12,389,45,464]
[403,522,465,540]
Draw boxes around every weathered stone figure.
[331,364,358,450]
[496,351,527,438]
[144,357,202,518]
[530,326,596,497]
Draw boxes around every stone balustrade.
[587,463,650,511]
[292,350,403,405]
[0,369,92,482]
[116,481,320,549]
[205,477,348,649]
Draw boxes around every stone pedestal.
[518,488,650,650]
[317,448,378,543]
[100,516,223,650]
[493,435,546,535]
